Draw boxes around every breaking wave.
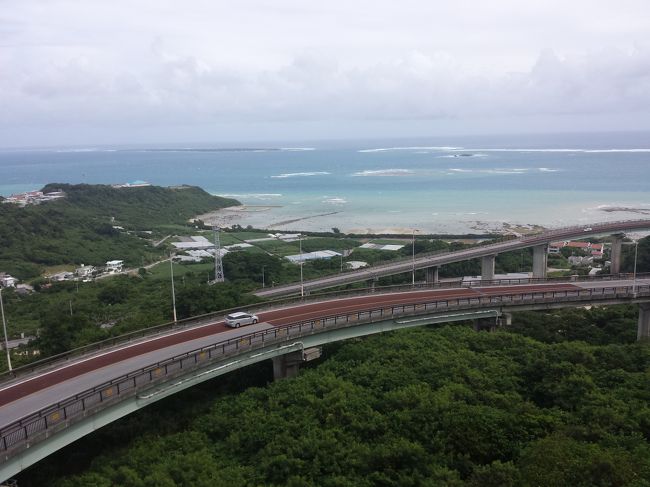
[322,197,347,205]
[352,169,415,177]
[271,171,330,178]
[358,146,461,153]
[447,167,560,175]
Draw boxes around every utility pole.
[211,225,224,284]
[262,265,266,288]
[300,234,304,297]
[0,288,12,371]
[170,254,177,322]
[412,229,418,286]
[632,239,639,296]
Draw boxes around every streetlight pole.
[632,239,639,296]
[170,254,177,322]
[0,288,12,372]
[262,265,265,289]
[299,234,304,297]
[412,229,417,286]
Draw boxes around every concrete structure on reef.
[1,275,649,482]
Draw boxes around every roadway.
[1,278,648,432]
[254,219,650,298]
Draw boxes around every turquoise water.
[1,134,650,234]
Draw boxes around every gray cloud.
[1,1,650,146]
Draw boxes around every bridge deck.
[1,278,649,481]
[254,219,650,298]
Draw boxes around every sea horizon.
[2,132,650,235]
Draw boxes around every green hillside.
[0,184,238,279]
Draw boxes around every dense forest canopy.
[19,308,650,487]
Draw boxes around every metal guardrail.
[5,218,649,381]
[1,284,649,459]
[2,272,649,384]
[258,218,650,294]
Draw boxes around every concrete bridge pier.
[272,348,322,380]
[610,236,624,274]
[425,266,439,285]
[499,312,513,327]
[639,303,650,341]
[367,276,379,291]
[473,316,497,332]
[481,255,496,281]
[532,244,548,278]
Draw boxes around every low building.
[285,250,342,263]
[172,237,215,250]
[50,271,74,281]
[15,284,34,295]
[359,243,405,251]
[112,180,151,188]
[187,249,215,259]
[105,260,124,273]
[549,240,603,257]
[76,264,96,279]
[346,261,369,270]
[0,273,18,288]
[2,190,66,206]
[568,256,594,266]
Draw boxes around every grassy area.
[42,264,76,275]
[148,261,216,280]
[368,238,410,245]
[228,231,273,241]
[547,270,573,277]
[253,239,302,256]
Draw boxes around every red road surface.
[0,283,580,408]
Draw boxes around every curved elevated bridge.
[1,275,650,481]
[254,219,650,298]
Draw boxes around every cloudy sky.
[1,0,650,147]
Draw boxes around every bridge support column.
[532,245,548,279]
[610,236,623,274]
[639,304,650,342]
[474,316,497,332]
[499,312,513,326]
[425,266,439,285]
[272,348,322,380]
[481,255,496,281]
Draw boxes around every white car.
[225,311,259,328]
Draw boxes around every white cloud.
[1,0,650,146]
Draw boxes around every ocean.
[1,132,649,234]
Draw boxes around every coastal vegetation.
[0,184,238,279]
[18,306,650,486]
[2,183,649,484]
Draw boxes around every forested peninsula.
[0,184,238,279]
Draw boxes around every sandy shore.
[194,206,550,236]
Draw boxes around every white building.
[76,264,96,279]
[106,260,124,273]
[0,274,18,288]
[285,250,341,263]
[359,243,405,251]
[50,271,74,281]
